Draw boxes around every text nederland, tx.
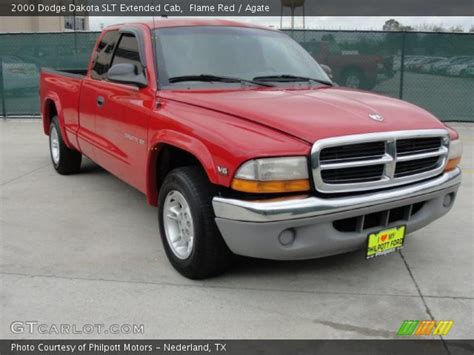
[10,342,224,352]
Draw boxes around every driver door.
[92,31,150,191]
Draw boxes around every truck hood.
[159,87,445,143]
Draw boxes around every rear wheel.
[158,166,233,279]
[49,116,82,175]
[340,68,368,89]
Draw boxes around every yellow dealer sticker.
[366,225,406,259]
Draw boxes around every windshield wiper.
[253,74,332,86]
[168,74,274,87]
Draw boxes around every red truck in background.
[302,39,394,89]
[40,19,462,279]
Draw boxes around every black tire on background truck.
[49,116,82,175]
[158,166,233,279]
[340,68,371,89]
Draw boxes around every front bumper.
[212,168,461,260]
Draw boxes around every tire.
[158,166,233,279]
[49,116,82,175]
[340,68,368,89]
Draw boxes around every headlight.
[231,157,310,193]
[444,139,463,172]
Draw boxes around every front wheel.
[158,166,233,279]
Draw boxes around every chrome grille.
[311,130,450,193]
[394,156,440,177]
[396,137,441,156]
[320,141,385,162]
[321,164,385,183]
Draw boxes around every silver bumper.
[212,169,461,260]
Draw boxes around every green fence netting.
[0,30,473,121]
[0,32,98,116]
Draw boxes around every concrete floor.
[0,120,472,340]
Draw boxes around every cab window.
[91,30,119,80]
[110,34,143,75]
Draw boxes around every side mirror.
[107,63,147,88]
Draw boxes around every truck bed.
[40,68,86,150]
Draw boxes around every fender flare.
[146,130,218,206]
[42,94,73,149]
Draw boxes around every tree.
[432,25,445,32]
[383,19,401,31]
[448,26,464,33]
[383,19,413,31]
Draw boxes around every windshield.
[154,26,331,87]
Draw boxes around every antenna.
[153,14,157,43]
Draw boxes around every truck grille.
[311,130,449,193]
[319,141,385,162]
[397,137,442,156]
[394,156,440,177]
[321,164,385,183]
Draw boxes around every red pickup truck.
[302,40,394,89]
[40,19,462,279]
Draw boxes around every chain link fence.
[288,30,474,122]
[0,30,473,121]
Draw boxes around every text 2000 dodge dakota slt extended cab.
[40,19,462,279]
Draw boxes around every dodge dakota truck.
[40,19,462,279]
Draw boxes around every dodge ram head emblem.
[369,113,384,122]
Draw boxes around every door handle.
[96,96,105,107]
